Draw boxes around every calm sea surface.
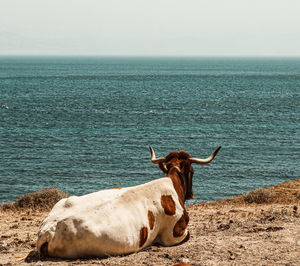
[0,56,299,203]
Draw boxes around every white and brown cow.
[37,146,221,258]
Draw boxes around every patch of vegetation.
[0,187,68,211]
[206,179,300,206]
[243,188,277,204]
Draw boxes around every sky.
[1,0,300,56]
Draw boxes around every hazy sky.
[1,0,300,56]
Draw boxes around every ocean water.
[0,56,299,203]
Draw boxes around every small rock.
[217,223,230,230]
[0,243,8,252]
[228,250,235,260]
[10,224,18,229]
[164,253,171,259]
[293,205,297,214]
[182,258,190,264]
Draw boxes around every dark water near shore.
[0,56,299,203]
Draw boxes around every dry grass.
[0,187,68,212]
[211,179,300,206]
[243,188,277,204]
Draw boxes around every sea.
[0,56,299,203]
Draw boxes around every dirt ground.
[1,179,300,266]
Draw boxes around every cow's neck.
[167,167,186,207]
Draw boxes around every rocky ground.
[1,179,299,266]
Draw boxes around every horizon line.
[1,54,300,58]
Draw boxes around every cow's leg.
[158,227,189,246]
[158,209,190,246]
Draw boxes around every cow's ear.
[159,162,168,173]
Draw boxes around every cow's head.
[150,146,221,201]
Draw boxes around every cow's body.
[37,178,188,258]
[37,146,221,258]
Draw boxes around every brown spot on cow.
[173,209,189,237]
[139,226,148,247]
[148,210,155,230]
[161,195,176,215]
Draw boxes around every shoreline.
[2,177,300,209]
[1,179,299,265]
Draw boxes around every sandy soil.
[1,179,299,266]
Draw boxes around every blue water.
[0,56,299,203]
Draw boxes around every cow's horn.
[189,146,221,165]
[149,146,166,164]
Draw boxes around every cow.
[37,146,221,258]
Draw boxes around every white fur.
[37,177,188,258]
